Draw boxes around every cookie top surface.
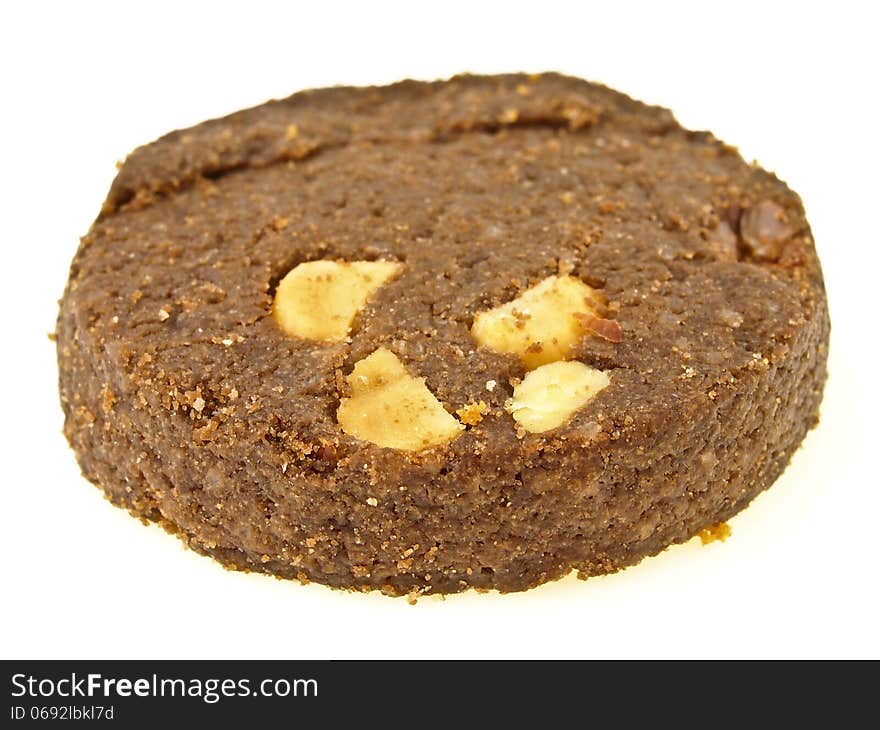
[71,73,824,463]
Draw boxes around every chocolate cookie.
[56,73,829,596]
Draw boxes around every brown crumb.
[456,400,490,426]
[598,200,623,214]
[334,368,347,396]
[500,108,519,124]
[699,522,732,545]
[100,384,117,415]
[315,444,336,461]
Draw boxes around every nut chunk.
[509,361,610,433]
[273,260,401,341]
[337,348,463,451]
[471,275,613,369]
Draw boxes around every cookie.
[56,73,829,596]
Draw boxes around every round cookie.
[56,73,829,596]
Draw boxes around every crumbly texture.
[699,522,732,545]
[56,73,829,595]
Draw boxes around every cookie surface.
[57,73,829,595]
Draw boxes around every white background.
[2,1,877,659]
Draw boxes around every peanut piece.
[337,348,463,451]
[471,275,609,369]
[508,360,609,433]
[273,260,401,341]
